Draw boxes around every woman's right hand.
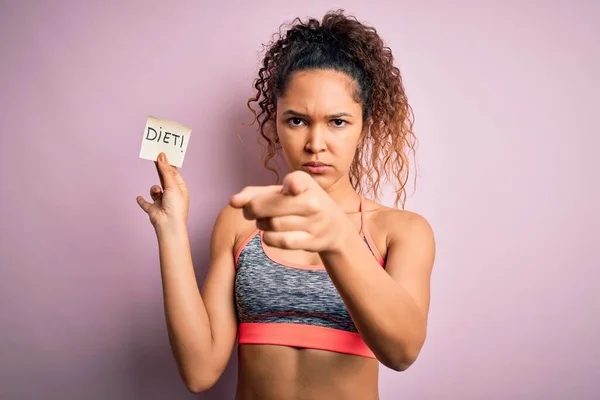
[136,152,189,229]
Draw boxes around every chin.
[307,173,333,189]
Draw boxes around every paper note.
[139,116,192,167]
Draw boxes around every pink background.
[1,1,598,399]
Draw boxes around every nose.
[305,125,326,153]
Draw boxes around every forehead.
[277,69,361,113]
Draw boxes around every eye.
[331,119,347,128]
[287,117,305,127]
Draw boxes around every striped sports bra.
[233,196,385,358]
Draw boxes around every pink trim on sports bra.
[238,322,376,358]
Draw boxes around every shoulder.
[384,208,433,243]
[213,203,255,237]
[364,199,435,252]
[212,203,257,254]
[364,199,436,285]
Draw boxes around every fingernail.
[159,153,165,162]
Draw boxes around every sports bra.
[233,196,386,358]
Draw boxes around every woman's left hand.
[230,171,349,253]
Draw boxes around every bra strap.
[359,196,366,235]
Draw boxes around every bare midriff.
[235,344,380,400]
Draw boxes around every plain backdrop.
[1,1,598,399]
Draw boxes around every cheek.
[277,130,298,149]
[333,133,361,157]
[277,124,304,147]
[338,144,359,165]
[280,142,296,161]
[276,130,301,162]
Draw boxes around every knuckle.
[263,232,274,246]
[305,196,321,213]
[280,235,293,249]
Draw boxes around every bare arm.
[156,206,238,392]
[319,211,436,371]
[137,153,238,392]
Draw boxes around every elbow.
[383,349,420,372]
[389,327,428,371]
[380,338,425,372]
[183,371,219,394]
[185,379,215,394]
[385,354,417,372]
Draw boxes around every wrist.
[154,218,188,239]
[322,216,354,256]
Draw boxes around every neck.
[323,175,361,213]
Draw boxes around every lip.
[303,161,329,167]
[302,161,330,174]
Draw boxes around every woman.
[137,10,435,400]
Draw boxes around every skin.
[137,69,435,400]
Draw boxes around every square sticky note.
[139,116,192,167]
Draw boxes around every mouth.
[303,161,329,167]
[302,161,330,174]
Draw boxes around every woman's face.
[275,69,364,190]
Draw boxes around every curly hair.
[246,9,417,208]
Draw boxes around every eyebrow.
[282,110,354,119]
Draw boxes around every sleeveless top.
[233,196,385,358]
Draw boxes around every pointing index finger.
[282,171,312,196]
[230,185,283,208]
